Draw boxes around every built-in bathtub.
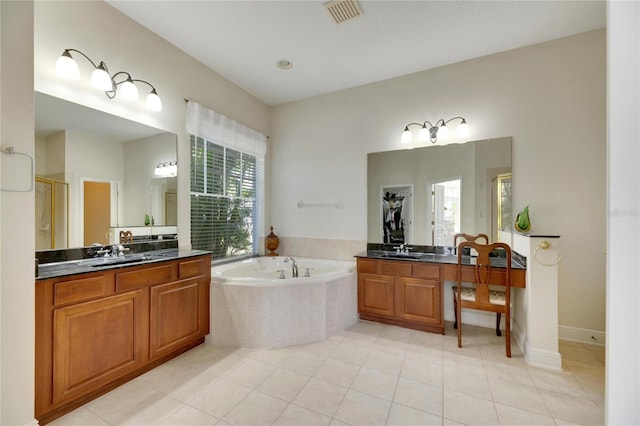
[208,256,357,348]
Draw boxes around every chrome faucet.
[395,243,410,254]
[112,244,129,257]
[284,256,299,278]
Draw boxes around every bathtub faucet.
[284,256,299,278]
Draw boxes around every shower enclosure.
[35,176,69,250]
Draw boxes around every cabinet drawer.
[179,258,206,279]
[357,258,378,274]
[116,264,173,293]
[379,261,412,276]
[54,276,106,306]
[413,264,441,279]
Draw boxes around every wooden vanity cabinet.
[357,258,444,334]
[35,254,211,424]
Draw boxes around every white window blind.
[187,102,266,261]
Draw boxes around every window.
[187,102,266,262]
[190,135,262,261]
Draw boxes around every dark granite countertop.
[355,250,526,270]
[36,248,211,280]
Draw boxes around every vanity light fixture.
[401,116,469,144]
[154,161,177,177]
[56,48,162,112]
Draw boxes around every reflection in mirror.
[382,186,413,244]
[35,176,69,250]
[150,176,177,226]
[35,92,178,250]
[368,137,512,246]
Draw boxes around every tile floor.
[50,321,605,426]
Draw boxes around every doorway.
[429,178,461,246]
[491,173,512,242]
[83,180,111,246]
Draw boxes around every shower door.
[35,176,69,250]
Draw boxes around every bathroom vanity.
[34,249,211,424]
[355,249,525,334]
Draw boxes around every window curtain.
[186,101,267,158]
[186,101,267,252]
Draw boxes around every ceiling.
[107,0,605,106]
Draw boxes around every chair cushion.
[452,286,506,306]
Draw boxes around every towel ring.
[534,241,562,266]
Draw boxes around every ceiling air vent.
[325,0,363,24]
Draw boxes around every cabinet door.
[149,277,207,359]
[358,273,395,317]
[52,290,143,405]
[398,277,442,326]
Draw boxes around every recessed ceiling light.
[276,59,293,70]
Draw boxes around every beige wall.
[1,2,35,425]
[270,30,606,334]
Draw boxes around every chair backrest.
[457,241,512,307]
[454,233,489,246]
[119,230,133,244]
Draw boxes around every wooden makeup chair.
[455,241,512,357]
[119,230,133,244]
[452,233,500,334]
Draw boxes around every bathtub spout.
[284,256,299,278]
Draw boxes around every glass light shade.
[418,126,430,143]
[155,162,177,177]
[56,53,80,80]
[145,90,162,111]
[401,129,413,144]
[456,121,469,137]
[119,79,139,101]
[90,66,113,91]
[437,125,449,140]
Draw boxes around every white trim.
[525,344,563,371]
[512,318,526,355]
[559,325,606,346]
[21,419,39,426]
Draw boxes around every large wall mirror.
[368,137,512,246]
[35,92,178,250]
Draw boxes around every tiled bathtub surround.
[209,272,358,348]
[261,236,367,261]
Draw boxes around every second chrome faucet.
[284,256,299,278]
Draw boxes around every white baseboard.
[513,319,562,371]
[526,345,563,371]
[559,325,606,346]
[512,320,526,355]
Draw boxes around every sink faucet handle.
[95,247,110,257]
[277,269,285,279]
